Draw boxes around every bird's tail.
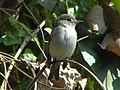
[48,62,60,80]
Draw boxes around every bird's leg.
[62,58,68,69]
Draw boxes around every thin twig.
[0,8,11,16]
[30,67,38,90]
[19,21,47,60]
[0,8,17,12]
[0,57,7,90]
[0,72,12,90]
[22,2,47,43]
[77,35,89,42]
[22,2,39,25]
[0,51,16,59]
[26,62,48,90]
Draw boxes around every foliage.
[0,0,120,90]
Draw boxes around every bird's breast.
[49,27,77,60]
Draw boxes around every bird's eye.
[66,18,71,21]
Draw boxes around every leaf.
[0,38,3,43]
[112,0,120,14]
[78,38,120,89]
[40,0,57,11]
[30,0,41,5]
[18,22,32,37]
[22,48,37,62]
[102,3,120,33]
[9,18,28,38]
[17,26,27,37]
[9,17,17,25]
[13,80,31,89]
[81,51,95,66]
[78,78,87,90]
[103,70,114,90]
[86,78,95,90]
[103,69,120,90]
[44,28,52,34]
[58,1,67,13]
[85,5,106,34]
[2,31,22,45]
[100,33,114,49]
[100,32,120,56]
[18,22,32,33]
[78,39,98,67]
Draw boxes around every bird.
[48,14,79,80]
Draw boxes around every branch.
[26,62,48,90]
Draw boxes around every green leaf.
[9,18,28,38]
[85,78,102,90]
[81,51,95,66]
[103,70,114,90]
[17,25,27,37]
[44,28,52,34]
[18,22,32,33]
[31,35,40,44]
[22,48,37,62]
[103,69,120,90]
[78,39,98,67]
[87,78,94,90]
[0,38,3,43]
[13,80,31,89]
[2,31,22,45]
[78,38,120,90]
[30,0,41,5]
[18,22,33,38]
[112,0,120,14]
[9,17,17,25]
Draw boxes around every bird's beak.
[77,20,83,23]
[74,20,83,24]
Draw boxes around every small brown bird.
[48,14,79,80]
